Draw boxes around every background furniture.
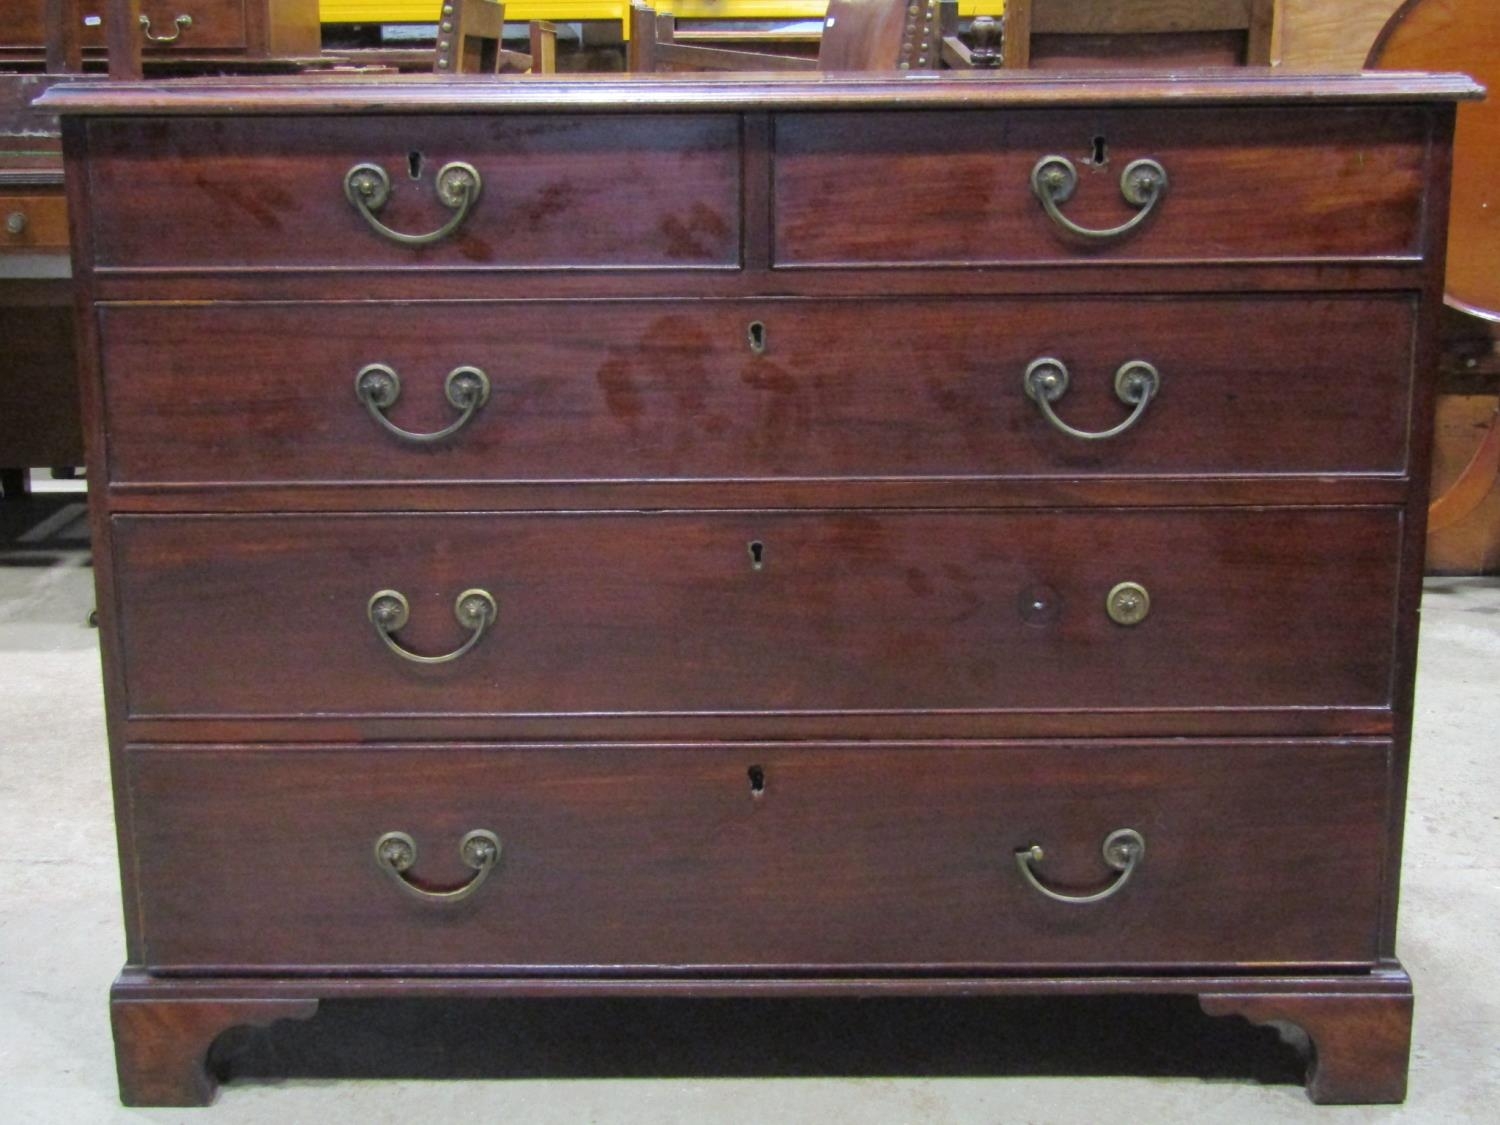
[1001,0,1276,69]
[1368,0,1500,572]
[44,68,1476,1106]
[0,0,322,67]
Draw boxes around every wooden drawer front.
[127,741,1389,972]
[99,294,1415,486]
[0,3,247,51]
[114,508,1399,722]
[84,115,741,271]
[774,108,1429,266]
[1,192,68,252]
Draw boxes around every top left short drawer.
[81,115,743,271]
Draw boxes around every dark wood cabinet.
[41,70,1480,1107]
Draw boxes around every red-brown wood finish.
[1200,988,1414,1104]
[111,994,319,1106]
[774,107,1431,265]
[84,115,743,270]
[126,741,1391,972]
[111,508,1401,724]
[97,295,1417,485]
[45,73,1476,1106]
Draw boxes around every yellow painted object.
[320,1,1005,38]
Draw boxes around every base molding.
[110,965,1413,1106]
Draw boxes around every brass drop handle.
[139,13,192,43]
[1016,828,1145,905]
[355,363,491,444]
[344,161,482,247]
[1031,155,1168,240]
[367,588,497,665]
[1023,357,1160,441]
[374,829,500,904]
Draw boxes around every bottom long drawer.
[126,741,1391,973]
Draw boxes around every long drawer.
[98,294,1416,486]
[83,115,742,271]
[126,741,1391,973]
[112,508,1401,722]
[775,107,1430,266]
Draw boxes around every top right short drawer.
[773,107,1430,267]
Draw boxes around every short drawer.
[1,192,68,252]
[0,3,247,51]
[126,741,1390,972]
[774,108,1430,266]
[84,114,741,270]
[112,508,1400,725]
[98,294,1416,485]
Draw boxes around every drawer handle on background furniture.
[1023,358,1160,441]
[355,363,491,443]
[1030,156,1168,240]
[1015,828,1145,905]
[374,829,501,903]
[344,161,482,247]
[139,14,192,44]
[367,588,497,665]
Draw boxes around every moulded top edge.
[34,69,1485,116]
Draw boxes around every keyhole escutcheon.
[748,540,766,570]
[747,321,767,355]
[748,764,766,797]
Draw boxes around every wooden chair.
[1002,0,1278,70]
[433,1,557,75]
[628,0,944,73]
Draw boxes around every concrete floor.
[1,490,1497,1123]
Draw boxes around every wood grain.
[111,508,1402,723]
[96,294,1417,487]
[125,740,1391,972]
[112,992,318,1106]
[84,114,742,270]
[774,107,1430,265]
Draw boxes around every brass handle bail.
[1023,357,1160,441]
[374,829,500,904]
[355,363,491,443]
[367,588,497,665]
[138,14,192,43]
[344,161,482,247]
[1015,828,1145,905]
[1031,155,1167,240]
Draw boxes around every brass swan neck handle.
[1015,828,1145,905]
[355,364,491,444]
[374,830,501,904]
[344,161,482,247]
[367,589,497,665]
[1023,357,1160,441]
[1031,155,1168,241]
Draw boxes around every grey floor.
[2,484,1497,1123]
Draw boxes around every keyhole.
[747,321,767,355]
[1089,135,1109,165]
[408,151,424,180]
[748,540,766,570]
[748,765,766,796]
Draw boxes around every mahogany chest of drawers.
[41,70,1480,1106]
